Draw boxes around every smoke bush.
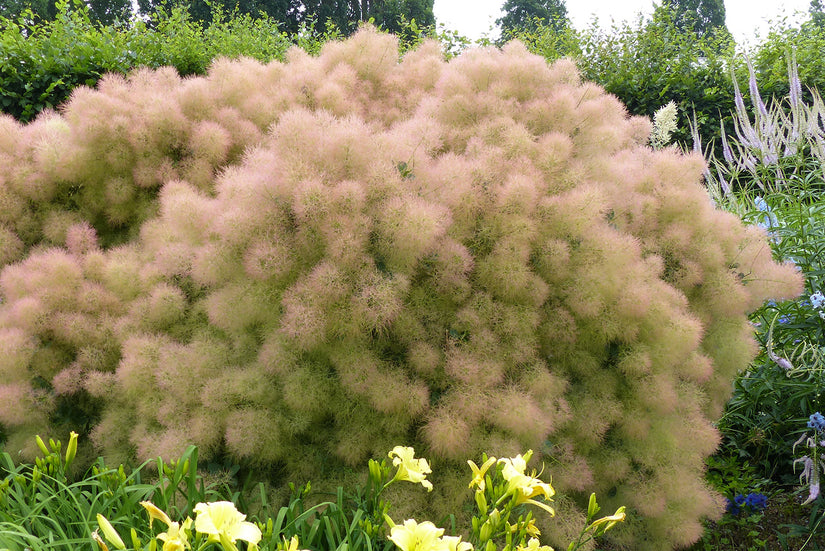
[0,28,803,550]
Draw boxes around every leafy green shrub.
[0,0,137,122]
[748,21,825,107]
[0,0,317,123]
[0,28,803,550]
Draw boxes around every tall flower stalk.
[694,52,825,205]
[794,413,825,504]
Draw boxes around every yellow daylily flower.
[193,501,262,551]
[157,518,192,551]
[388,446,433,491]
[441,535,473,551]
[467,456,496,492]
[499,451,532,480]
[141,501,173,529]
[512,519,540,538]
[96,514,127,551]
[282,535,311,551]
[587,506,626,533]
[515,537,554,551]
[387,519,473,551]
[498,452,555,516]
[388,519,445,551]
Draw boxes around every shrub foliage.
[0,28,803,550]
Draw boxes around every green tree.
[135,0,303,30]
[658,0,728,39]
[0,0,127,23]
[299,0,434,35]
[0,0,55,20]
[811,0,825,28]
[85,0,130,23]
[365,0,434,34]
[131,0,433,36]
[496,0,568,36]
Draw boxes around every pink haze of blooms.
[0,27,803,551]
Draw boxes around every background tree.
[496,0,569,36]
[130,0,432,36]
[0,0,128,24]
[658,0,728,39]
[365,0,434,34]
[84,0,130,23]
[0,0,57,21]
[811,0,825,28]
[133,0,303,30]
[301,0,434,35]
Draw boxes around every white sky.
[433,0,813,45]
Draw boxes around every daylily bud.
[368,458,383,486]
[35,435,49,456]
[97,514,127,551]
[489,508,501,526]
[383,514,396,528]
[65,431,78,469]
[480,521,493,543]
[141,501,173,528]
[485,539,497,551]
[587,493,599,519]
[475,488,488,515]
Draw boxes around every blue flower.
[808,412,825,432]
[811,291,825,310]
[745,493,768,511]
[726,496,742,516]
[766,300,777,308]
[728,492,768,515]
[778,315,791,324]
[753,196,779,229]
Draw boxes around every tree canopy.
[0,0,434,35]
[496,0,569,36]
[658,0,728,39]
[811,0,825,28]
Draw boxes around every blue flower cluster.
[726,492,768,516]
[753,196,778,231]
[812,291,825,321]
[809,412,825,432]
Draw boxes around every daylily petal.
[468,456,496,491]
[389,519,445,551]
[141,501,173,528]
[525,498,556,517]
[588,506,626,532]
[389,446,433,491]
[230,520,262,545]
